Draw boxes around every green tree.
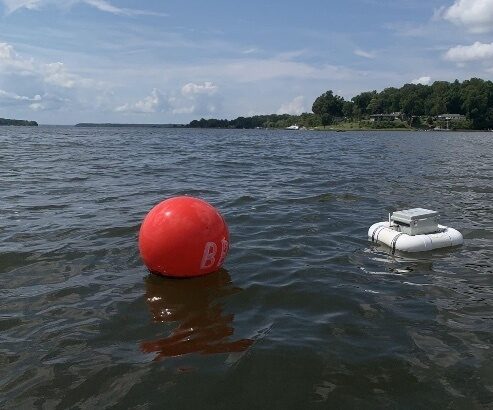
[351,91,376,118]
[367,96,383,114]
[320,113,332,128]
[342,101,354,119]
[312,90,344,118]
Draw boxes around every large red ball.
[138,197,230,278]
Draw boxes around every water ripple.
[1,127,492,408]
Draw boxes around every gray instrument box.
[391,208,439,236]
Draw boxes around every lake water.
[1,127,492,409]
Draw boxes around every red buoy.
[138,197,229,278]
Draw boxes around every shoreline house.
[369,112,403,122]
[435,114,467,130]
[436,114,466,121]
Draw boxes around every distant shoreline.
[69,123,492,132]
[75,123,185,128]
[0,117,38,126]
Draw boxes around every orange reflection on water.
[140,269,253,360]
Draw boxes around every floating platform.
[368,208,463,253]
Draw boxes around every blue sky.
[1,0,493,124]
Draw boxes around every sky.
[1,0,493,124]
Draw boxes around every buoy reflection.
[140,269,253,360]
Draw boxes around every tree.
[320,113,332,128]
[461,78,493,128]
[342,101,354,119]
[367,96,383,114]
[312,90,344,118]
[351,91,376,118]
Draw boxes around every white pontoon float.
[368,208,463,253]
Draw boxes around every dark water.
[1,127,492,409]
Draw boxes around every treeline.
[313,77,493,129]
[188,78,493,130]
[189,113,321,129]
[0,117,38,126]
[75,123,185,128]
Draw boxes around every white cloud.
[134,89,163,112]
[0,42,97,89]
[0,42,34,72]
[0,89,47,111]
[0,41,107,117]
[442,0,493,33]
[354,49,376,59]
[115,83,221,116]
[411,76,432,85]
[277,96,305,115]
[242,48,258,54]
[0,88,39,102]
[181,81,218,96]
[0,88,71,111]
[82,0,167,17]
[175,82,220,115]
[43,62,77,88]
[43,62,98,88]
[444,41,493,62]
[84,0,127,15]
[115,88,167,113]
[1,0,167,16]
[1,0,40,13]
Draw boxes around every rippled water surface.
[1,127,492,409]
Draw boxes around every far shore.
[313,127,491,132]
[71,124,493,132]
[3,121,492,132]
